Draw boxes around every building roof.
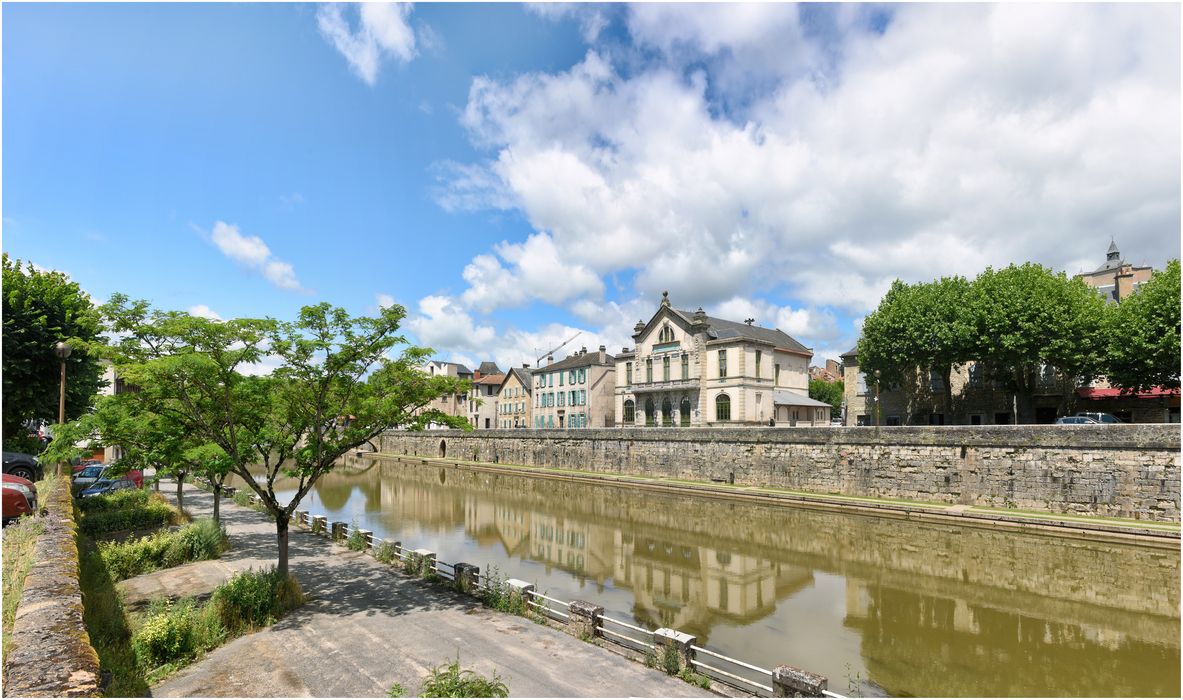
[473,374,505,385]
[498,367,534,395]
[427,360,472,376]
[773,390,833,408]
[476,361,502,376]
[538,350,615,372]
[839,344,859,360]
[671,309,811,353]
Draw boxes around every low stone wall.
[379,425,1181,522]
[2,480,101,697]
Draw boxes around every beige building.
[615,293,828,427]
[1076,240,1153,303]
[467,361,504,430]
[418,361,473,426]
[533,347,616,429]
[495,366,533,430]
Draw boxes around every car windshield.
[89,480,114,489]
[78,466,103,478]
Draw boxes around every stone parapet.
[2,480,101,697]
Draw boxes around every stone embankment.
[380,425,1181,522]
[2,481,101,697]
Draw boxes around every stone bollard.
[506,579,534,610]
[654,628,696,672]
[566,600,603,641]
[409,549,436,576]
[223,486,237,497]
[773,666,828,697]
[294,510,307,528]
[330,521,348,541]
[311,515,327,535]
[358,529,373,549]
[453,563,479,594]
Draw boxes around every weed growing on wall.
[661,644,681,675]
[677,667,711,689]
[478,566,526,615]
[374,540,399,565]
[386,682,405,698]
[347,521,368,552]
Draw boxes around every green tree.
[1104,259,1181,391]
[98,295,469,578]
[808,378,845,420]
[967,263,1107,423]
[2,254,105,450]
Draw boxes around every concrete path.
[147,483,708,698]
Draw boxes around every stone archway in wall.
[439,439,447,459]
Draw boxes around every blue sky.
[4,3,1179,370]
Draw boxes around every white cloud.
[188,304,223,321]
[435,2,1179,323]
[317,2,416,85]
[459,233,603,313]
[376,293,397,310]
[527,3,611,43]
[208,221,305,292]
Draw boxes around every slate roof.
[773,390,833,408]
[498,367,534,395]
[537,351,615,372]
[839,344,859,360]
[476,361,502,375]
[671,309,811,353]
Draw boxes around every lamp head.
[54,341,72,359]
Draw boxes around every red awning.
[1076,387,1181,400]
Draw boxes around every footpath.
[146,482,708,698]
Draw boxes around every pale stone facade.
[532,347,616,429]
[468,361,504,430]
[1076,239,1153,303]
[615,293,820,427]
[494,367,533,430]
[418,361,473,425]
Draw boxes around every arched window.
[659,325,675,343]
[623,399,635,423]
[661,398,674,427]
[716,393,731,421]
[680,398,691,427]
[645,398,656,427]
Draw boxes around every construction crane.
[535,331,581,367]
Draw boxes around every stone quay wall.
[379,425,1181,522]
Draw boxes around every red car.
[2,474,38,526]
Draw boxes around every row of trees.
[857,261,1181,424]
[6,259,473,578]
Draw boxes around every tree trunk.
[176,472,185,512]
[277,513,290,579]
[943,366,956,425]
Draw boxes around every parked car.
[79,479,137,498]
[2,452,43,482]
[2,474,38,525]
[104,467,144,488]
[1076,412,1123,424]
[1056,416,1099,424]
[72,465,107,489]
[73,458,103,475]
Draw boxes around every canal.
[236,457,1180,697]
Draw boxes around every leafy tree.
[98,295,470,578]
[1104,259,1181,391]
[808,378,845,420]
[966,263,1107,423]
[2,254,105,451]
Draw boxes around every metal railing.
[525,590,570,621]
[690,644,774,695]
[597,614,655,651]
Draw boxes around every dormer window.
[658,325,675,343]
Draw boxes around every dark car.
[2,452,43,482]
[1055,416,1099,424]
[2,474,38,525]
[79,479,137,498]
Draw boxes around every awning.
[1076,387,1180,400]
[773,390,833,408]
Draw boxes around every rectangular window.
[930,370,945,392]
[626,362,633,385]
[755,350,761,378]
[856,372,867,396]
[928,413,945,425]
[558,393,565,407]
[970,414,983,425]
[646,358,653,382]
[580,390,586,405]
[886,416,901,426]
[718,350,727,378]
[968,363,983,388]
[682,354,689,380]
[775,363,781,384]
[569,371,575,384]
[559,372,564,386]
[663,356,670,381]
[549,374,553,387]
[994,412,1011,425]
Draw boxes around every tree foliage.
[808,379,845,420]
[2,254,105,450]
[1105,259,1181,391]
[93,295,470,577]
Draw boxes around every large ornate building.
[614,293,828,427]
[1076,239,1153,303]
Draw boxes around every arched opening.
[645,398,656,427]
[439,439,447,458]
[680,398,691,427]
[661,398,674,427]
[715,394,731,422]
[623,399,635,424]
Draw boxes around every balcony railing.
[627,378,699,392]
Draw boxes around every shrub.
[210,567,305,635]
[99,519,228,581]
[347,521,368,552]
[80,501,178,536]
[419,658,508,698]
[130,599,225,672]
[374,541,398,565]
[478,566,525,616]
[661,644,680,675]
[78,488,155,514]
[677,667,711,689]
[231,490,253,508]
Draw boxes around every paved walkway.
[147,483,707,698]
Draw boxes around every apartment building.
[532,347,616,429]
[495,366,533,430]
[468,361,504,430]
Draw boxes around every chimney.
[522,363,529,369]
[598,345,606,363]
[474,370,481,380]
[547,354,554,365]
[621,347,630,354]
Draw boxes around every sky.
[3,2,1180,371]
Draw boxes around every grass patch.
[478,566,526,616]
[78,534,151,697]
[230,490,269,514]
[418,657,508,698]
[374,540,399,565]
[78,491,182,537]
[347,520,368,551]
[2,508,46,663]
[99,519,229,581]
[78,488,155,514]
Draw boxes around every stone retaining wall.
[379,425,1181,522]
[2,480,102,697]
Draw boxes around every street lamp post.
[54,341,72,476]
[874,369,882,432]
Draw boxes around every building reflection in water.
[245,459,1180,698]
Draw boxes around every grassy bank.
[1,476,63,663]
